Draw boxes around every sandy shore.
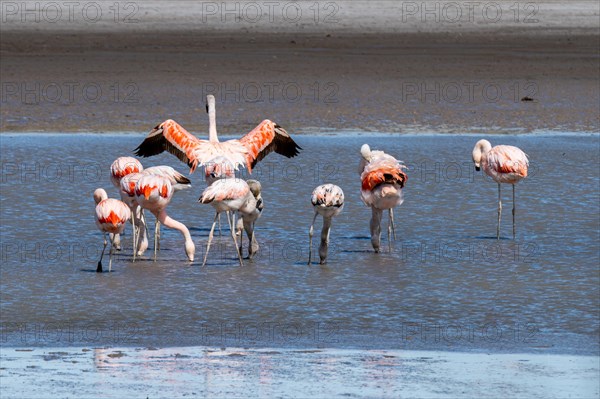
[1,346,598,398]
[1,1,598,134]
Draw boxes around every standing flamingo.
[472,139,529,239]
[110,157,144,250]
[119,173,148,261]
[93,188,131,273]
[141,165,192,250]
[133,94,301,178]
[199,176,258,267]
[236,179,264,259]
[359,144,408,253]
[135,174,195,262]
[308,184,344,264]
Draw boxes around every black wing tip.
[274,123,302,158]
[132,141,150,157]
[177,175,192,185]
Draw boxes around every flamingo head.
[472,139,492,171]
[247,179,262,198]
[93,188,108,205]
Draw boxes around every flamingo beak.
[475,166,481,171]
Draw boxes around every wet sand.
[1,346,598,398]
[1,1,599,134]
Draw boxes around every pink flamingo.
[472,139,529,239]
[93,188,131,273]
[119,173,148,261]
[199,177,259,267]
[134,174,195,262]
[308,184,344,264]
[359,144,408,253]
[133,95,301,178]
[109,157,144,250]
[141,165,192,250]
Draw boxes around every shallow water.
[1,346,598,399]
[1,133,599,354]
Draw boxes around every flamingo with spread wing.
[134,95,301,178]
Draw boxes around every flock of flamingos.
[93,95,530,272]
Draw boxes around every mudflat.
[1,1,598,134]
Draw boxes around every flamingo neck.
[207,96,219,142]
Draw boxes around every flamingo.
[109,157,144,250]
[199,176,258,267]
[472,139,529,239]
[134,174,195,262]
[119,173,148,261]
[93,188,131,273]
[141,165,192,250]
[133,94,301,179]
[236,179,264,259]
[308,184,344,265]
[359,144,408,253]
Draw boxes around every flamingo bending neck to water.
[472,139,529,239]
[109,157,144,250]
[119,173,148,261]
[308,184,344,264]
[134,174,195,262]
[199,175,260,267]
[359,144,408,253]
[236,179,264,259]
[94,188,131,272]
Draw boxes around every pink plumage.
[482,145,529,184]
[95,198,131,235]
[110,157,144,188]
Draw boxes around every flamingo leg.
[230,213,243,267]
[156,221,161,250]
[308,212,318,265]
[226,211,233,232]
[370,207,383,253]
[97,233,108,273]
[389,208,397,241]
[132,211,137,262]
[218,213,222,237]
[236,215,244,258]
[387,212,392,253]
[202,213,219,267]
[512,184,516,240]
[154,218,160,262]
[497,183,502,240]
[108,234,115,272]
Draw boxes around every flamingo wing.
[238,120,301,171]
[361,158,408,191]
[488,145,529,177]
[144,166,192,186]
[134,119,211,173]
[312,184,344,207]
[199,179,250,204]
